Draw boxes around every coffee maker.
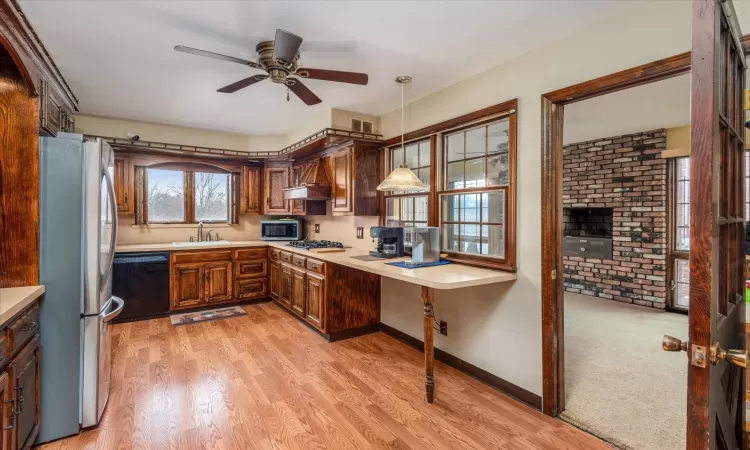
[369,227,405,259]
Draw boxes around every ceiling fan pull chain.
[287,87,290,102]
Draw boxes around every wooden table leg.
[422,286,435,403]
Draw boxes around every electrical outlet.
[356,227,364,239]
[314,224,320,233]
[439,321,447,336]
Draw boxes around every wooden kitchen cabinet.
[331,148,352,213]
[240,165,262,214]
[113,154,133,214]
[290,164,305,215]
[236,278,267,300]
[269,260,281,301]
[171,263,204,309]
[305,272,325,331]
[280,264,293,308]
[8,335,39,450]
[264,165,290,215]
[291,267,306,317]
[0,371,8,450]
[204,262,233,303]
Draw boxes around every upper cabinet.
[239,164,262,214]
[327,142,380,216]
[39,79,75,136]
[264,164,290,215]
[113,154,133,214]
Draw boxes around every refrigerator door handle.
[103,296,124,323]
[100,165,118,287]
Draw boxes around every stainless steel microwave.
[260,219,303,241]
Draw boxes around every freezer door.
[100,148,117,301]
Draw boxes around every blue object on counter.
[385,260,453,269]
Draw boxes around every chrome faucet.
[197,222,204,242]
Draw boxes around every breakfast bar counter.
[116,240,517,402]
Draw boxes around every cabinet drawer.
[8,304,40,353]
[236,260,268,278]
[269,248,280,261]
[280,251,292,263]
[306,258,325,275]
[292,254,306,268]
[236,278,268,300]
[234,248,268,261]
[0,334,7,368]
[172,250,232,264]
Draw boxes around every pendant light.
[376,76,428,192]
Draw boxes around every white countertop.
[116,241,517,290]
[0,285,44,327]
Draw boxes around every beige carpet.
[561,293,688,450]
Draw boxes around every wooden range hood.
[283,159,332,200]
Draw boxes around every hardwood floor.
[38,302,610,450]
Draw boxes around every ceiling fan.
[174,29,368,105]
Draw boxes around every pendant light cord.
[401,80,405,164]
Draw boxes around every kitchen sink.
[171,240,231,246]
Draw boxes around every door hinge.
[551,270,557,280]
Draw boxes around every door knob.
[662,335,688,352]
[710,342,749,368]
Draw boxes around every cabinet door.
[236,278,267,300]
[279,264,292,308]
[291,267,306,317]
[39,79,62,137]
[171,263,204,309]
[9,337,39,450]
[113,155,133,214]
[264,167,290,214]
[331,148,352,212]
[269,260,281,301]
[205,262,233,303]
[240,165,262,214]
[290,165,306,215]
[0,371,9,450]
[305,273,325,331]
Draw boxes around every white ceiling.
[19,1,636,135]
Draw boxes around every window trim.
[379,99,517,271]
[137,161,239,225]
[666,157,689,312]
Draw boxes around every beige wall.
[76,115,285,153]
[331,109,381,134]
[375,1,750,396]
[285,111,332,145]
[118,215,267,245]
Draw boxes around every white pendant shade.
[376,163,428,192]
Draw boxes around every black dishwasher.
[112,252,170,323]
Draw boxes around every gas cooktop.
[286,240,344,250]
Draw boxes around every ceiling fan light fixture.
[377,75,427,192]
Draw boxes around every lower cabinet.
[205,262,233,303]
[269,260,281,301]
[0,371,8,450]
[291,267,306,317]
[279,264,293,308]
[171,263,204,309]
[9,337,39,450]
[305,273,325,330]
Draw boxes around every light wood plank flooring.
[39,302,610,450]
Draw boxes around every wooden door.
[290,267,306,317]
[171,263,204,309]
[269,260,280,301]
[685,1,746,448]
[113,155,132,214]
[240,165,261,214]
[279,264,292,308]
[0,371,9,450]
[305,272,325,331]
[291,164,306,215]
[9,337,39,450]
[205,262,233,303]
[264,166,290,214]
[331,148,352,212]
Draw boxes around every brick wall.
[563,129,667,309]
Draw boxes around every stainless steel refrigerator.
[37,133,124,444]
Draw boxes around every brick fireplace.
[562,129,667,309]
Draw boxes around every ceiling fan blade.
[272,29,303,64]
[174,45,262,70]
[287,79,322,105]
[296,68,368,85]
[217,75,268,93]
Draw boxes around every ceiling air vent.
[352,118,373,134]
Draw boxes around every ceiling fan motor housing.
[256,40,298,83]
